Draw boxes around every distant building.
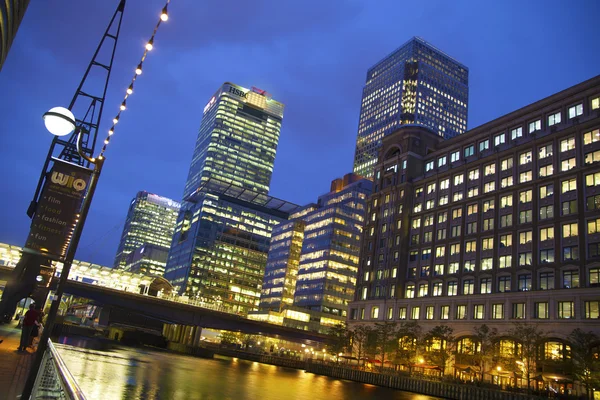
[165,83,296,316]
[114,191,180,269]
[353,37,469,178]
[348,76,600,353]
[0,0,29,71]
[251,173,372,332]
[124,244,169,277]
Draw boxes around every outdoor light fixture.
[127,83,133,95]
[108,128,114,136]
[161,5,168,21]
[113,115,119,124]
[146,37,154,51]
[120,100,127,111]
[42,107,76,136]
[135,63,143,75]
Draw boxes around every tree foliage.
[326,323,351,361]
[508,323,545,391]
[568,328,600,400]
[350,325,372,365]
[373,321,398,370]
[424,325,455,375]
[473,324,498,381]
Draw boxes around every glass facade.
[183,83,284,199]
[165,83,292,316]
[353,37,469,178]
[257,174,372,322]
[114,191,180,269]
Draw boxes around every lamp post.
[20,107,105,399]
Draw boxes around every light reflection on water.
[57,340,440,400]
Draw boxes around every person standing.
[18,304,39,352]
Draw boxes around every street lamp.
[21,107,105,399]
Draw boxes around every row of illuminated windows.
[413,171,600,215]
[402,268,596,299]
[358,268,599,300]
[354,300,599,322]
[408,218,600,255]
[421,129,600,194]
[423,100,600,174]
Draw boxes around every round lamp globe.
[43,107,76,136]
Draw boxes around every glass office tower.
[353,37,469,178]
[114,191,180,269]
[165,83,295,315]
[254,174,372,331]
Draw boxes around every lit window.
[540,184,553,199]
[539,164,554,177]
[562,200,577,215]
[588,195,600,211]
[492,304,504,319]
[562,178,577,193]
[484,182,495,193]
[500,195,513,208]
[558,301,575,319]
[405,284,415,298]
[434,264,444,276]
[447,281,457,296]
[494,133,505,146]
[529,119,541,133]
[500,214,512,228]
[454,174,464,186]
[519,210,533,224]
[481,258,493,271]
[425,306,434,320]
[562,222,578,238]
[456,305,467,319]
[535,302,549,319]
[479,140,490,152]
[452,208,462,219]
[592,97,600,110]
[560,137,576,152]
[411,306,420,320]
[586,172,600,187]
[540,226,554,241]
[548,112,561,126]
[499,234,512,248]
[418,283,428,297]
[483,218,494,231]
[465,240,476,252]
[590,268,600,286]
[449,262,459,274]
[519,151,532,165]
[519,231,532,244]
[438,156,447,167]
[474,304,485,319]
[583,129,600,145]
[519,253,532,267]
[427,183,436,194]
[513,302,526,319]
[450,151,460,163]
[450,243,461,255]
[539,144,553,159]
[467,187,479,198]
[539,271,554,289]
[484,163,496,175]
[464,145,475,158]
[585,301,599,319]
[519,189,532,203]
[425,160,434,172]
[468,169,479,181]
[453,192,463,202]
[568,104,583,119]
[467,204,478,215]
[440,305,450,320]
[584,150,600,165]
[371,306,379,319]
[398,307,407,320]
[426,199,435,210]
[439,196,448,205]
[563,270,579,288]
[501,157,513,170]
[432,282,443,296]
[480,278,492,294]
[440,179,450,190]
[438,212,447,223]
[498,276,511,292]
[511,127,523,140]
[519,171,532,183]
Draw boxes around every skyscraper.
[353,37,469,178]
[0,0,30,71]
[113,191,180,270]
[253,173,371,331]
[165,83,297,315]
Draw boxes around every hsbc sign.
[228,86,247,98]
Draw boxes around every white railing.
[30,340,86,400]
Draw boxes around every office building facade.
[165,83,293,315]
[253,174,372,331]
[353,37,469,178]
[114,191,180,269]
[348,76,600,343]
[0,0,29,71]
[124,243,169,277]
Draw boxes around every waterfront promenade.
[0,321,34,400]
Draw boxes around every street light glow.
[43,107,76,136]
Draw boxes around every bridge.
[0,260,329,346]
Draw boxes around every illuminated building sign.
[228,86,247,98]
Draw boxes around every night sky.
[0,0,598,267]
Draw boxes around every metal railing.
[30,339,86,400]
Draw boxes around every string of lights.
[98,0,171,159]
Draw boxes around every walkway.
[0,321,34,400]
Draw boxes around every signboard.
[25,159,93,260]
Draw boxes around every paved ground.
[0,321,35,400]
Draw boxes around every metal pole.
[21,157,104,400]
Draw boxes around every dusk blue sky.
[0,0,598,266]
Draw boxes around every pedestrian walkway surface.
[0,321,34,400]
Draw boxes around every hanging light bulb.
[135,63,143,75]
[108,127,114,136]
[146,37,154,51]
[160,5,168,21]
[104,139,109,145]
[113,115,120,124]
[127,83,134,95]
[120,100,127,111]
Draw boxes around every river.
[57,339,441,400]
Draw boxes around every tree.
[373,321,398,371]
[425,325,455,376]
[508,323,545,392]
[219,331,239,346]
[395,321,422,374]
[326,323,350,362]
[473,324,498,381]
[350,325,372,367]
[568,328,600,400]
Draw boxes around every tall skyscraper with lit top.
[353,37,469,179]
[165,83,298,315]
